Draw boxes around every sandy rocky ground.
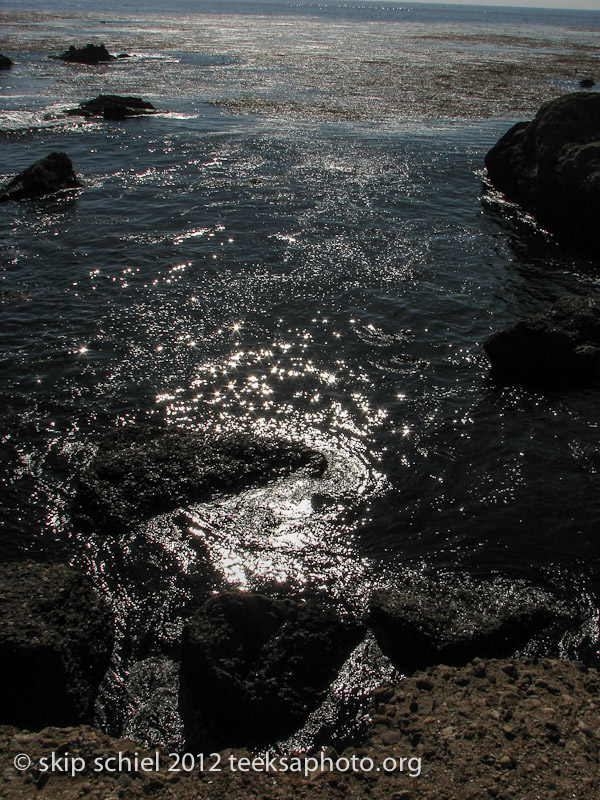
[1,657,599,800]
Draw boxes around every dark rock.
[368,573,571,673]
[0,289,30,306]
[117,53,131,59]
[72,424,327,532]
[484,294,600,387]
[180,591,364,750]
[580,78,596,89]
[0,561,114,729]
[53,43,115,64]
[0,54,13,70]
[0,152,82,202]
[484,92,600,253]
[66,94,155,120]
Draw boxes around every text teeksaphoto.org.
[13,750,423,779]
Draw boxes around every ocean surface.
[1,0,600,748]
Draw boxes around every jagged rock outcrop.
[484,92,600,253]
[73,425,327,532]
[485,294,600,387]
[0,152,82,202]
[180,591,364,750]
[66,94,156,120]
[0,562,114,730]
[53,43,115,64]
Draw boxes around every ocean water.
[1,0,600,748]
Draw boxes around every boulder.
[180,591,364,750]
[0,152,82,202]
[72,424,327,532]
[53,43,115,64]
[484,294,600,387]
[66,94,156,120]
[0,562,114,730]
[580,78,596,89]
[0,54,13,70]
[368,573,571,672]
[484,92,600,252]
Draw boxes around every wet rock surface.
[0,562,114,730]
[484,92,600,252]
[119,658,182,750]
[180,591,364,750]
[1,658,599,799]
[0,152,82,202]
[66,94,156,120]
[53,43,116,64]
[0,289,30,305]
[368,573,572,672]
[72,425,327,532]
[484,294,600,387]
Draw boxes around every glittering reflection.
[279,635,396,754]
[153,333,390,594]
[181,468,378,597]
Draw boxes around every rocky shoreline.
[482,90,600,388]
[2,556,589,761]
[1,657,599,799]
[1,39,600,799]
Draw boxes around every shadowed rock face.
[368,574,573,672]
[484,295,600,387]
[72,425,327,532]
[54,43,115,64]
[0,152,82,202]
[180,591,364,750]
[484,92,600,253]
[0,562,114,730]
[0,54,13,69]
[66,95,156,120]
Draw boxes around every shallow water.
[1,0,600,749]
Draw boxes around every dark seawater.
[1,0,600,749]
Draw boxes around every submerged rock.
[0,152,82,202]
[0,54,13,70]
[180,591,364,750]
[0,289,30,305]
[484,294,600,387]
[73,424,327,532]
[368,573,572,672]
[66,94,156,120]
[53,43,115,64]
[484,92,600,252]
[0,561,114,730]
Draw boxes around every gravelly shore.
[1,657,598,800]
